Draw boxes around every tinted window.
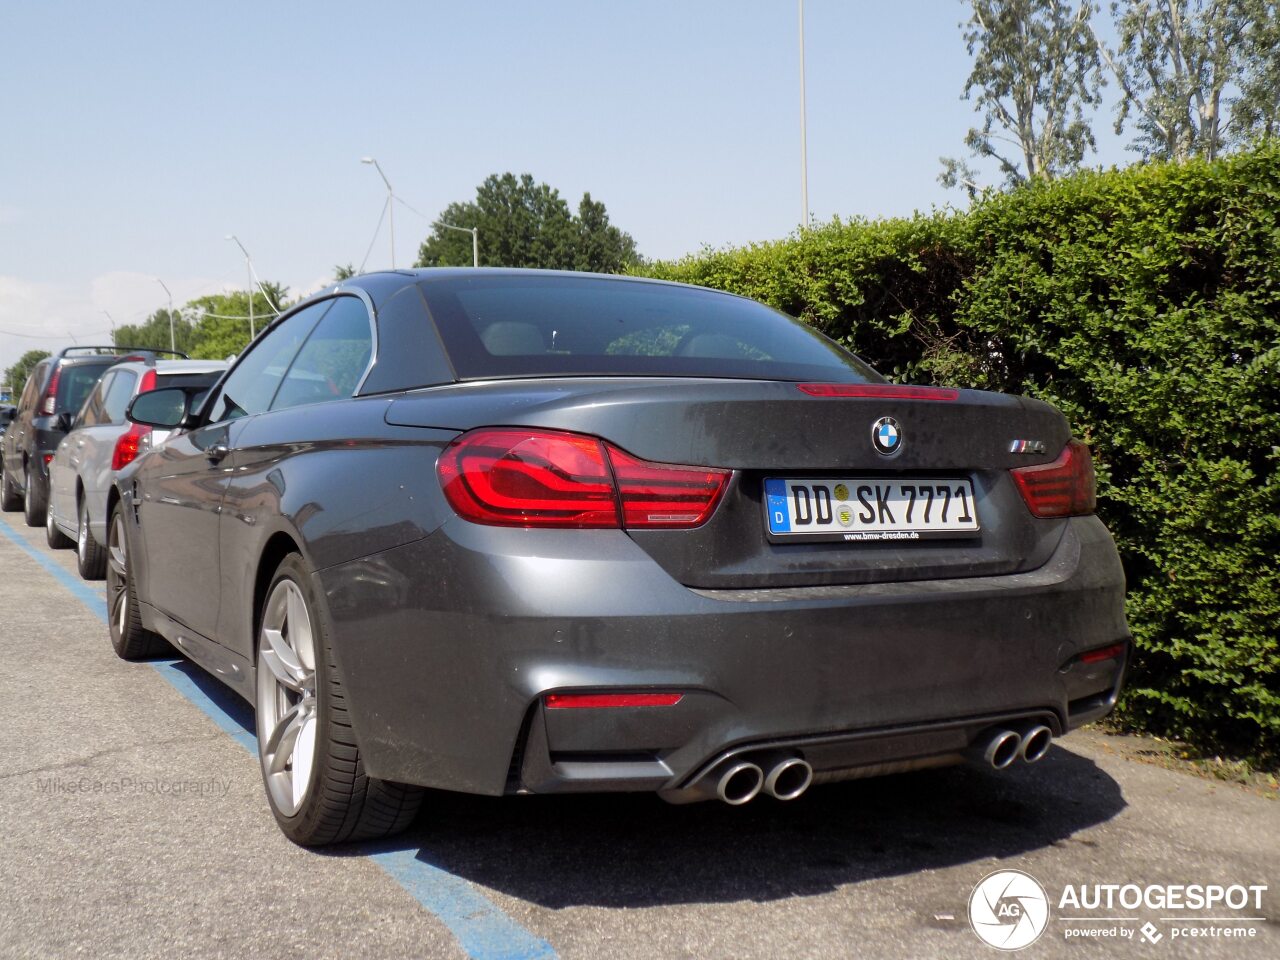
[204,303,329,423]
[57,362,114,415]
[102,370,138,424]
[418,276,880,382]
[271,297,372,411]
[77,372,115,427]
[19,362,47,412]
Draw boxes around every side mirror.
[127,388,191,429]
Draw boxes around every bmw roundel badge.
[871,416,902,456]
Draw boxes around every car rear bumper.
[316,514,1128,797]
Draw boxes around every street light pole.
[798,0,809,229]
[156,278,175,353]
[225,234,257,340]
[434,220,480,268]
[361,157,395,268]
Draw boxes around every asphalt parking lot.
[1,512,1276,960]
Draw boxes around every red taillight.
[545,693,684,709]
[1011,439,1096,518]
[608,446,728,527]
[40,367,62,415]
[1079,642,1126,665]
[437,428,730,529]
[138,369,157,393]
[112,423,152,470]
[797,383,960,401]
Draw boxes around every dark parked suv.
[1,347,186,526]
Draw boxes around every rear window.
[157,370,225,413]
[418,276,880,382]
[56,362,114,414]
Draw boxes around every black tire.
[23,464,46,527]
[0,460,20,512]
[256,553,423,846]
[45,502,73,549]
[77,497,107,580]
[106,501,168,659]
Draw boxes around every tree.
[334,263,357,281]
[573,193,640,272]
[942,0,1102,191]
[4,350,50,397]
[1094,0,1242,160]
[415,173,638,273]
[112,309,198,355]
[1232,0,1280,143]
[185,284,289,360]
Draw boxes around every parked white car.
[46,355,227,578]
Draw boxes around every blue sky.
[0,1,1132,377]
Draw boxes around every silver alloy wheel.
[107,512,129,637]
[78,501,89,562]
[256,578,319,817]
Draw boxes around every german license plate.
[763,477,980,542]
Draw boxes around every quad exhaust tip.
[967,724,1054,770]
[764,757,813,801]
[716,761,764,805]
[1018,723,1053,764]
[968,728,1023,770]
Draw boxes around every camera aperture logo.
[968,870,1051,951]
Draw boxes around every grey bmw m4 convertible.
[111,268,1129,845]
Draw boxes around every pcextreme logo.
[965,871,1270,950]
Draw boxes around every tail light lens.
[112,423,152,470]
[40,367,62,415]
[438,428,730,529]
[1011,439,1096,517]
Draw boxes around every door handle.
[206,442,230,464]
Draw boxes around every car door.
[4,363,47,483]
[51,369,113,528]
[64,369,137,528]
[216,297,374,660]
[136,304,328,642]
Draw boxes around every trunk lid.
[387,377,1073,587]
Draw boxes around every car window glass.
[420,276,882,383]
[58,363,112,415]
[271,297,373,411]
[102,370,139,424]
[78,372,114,427]
[204,302,330,424]
[19,364,46,411]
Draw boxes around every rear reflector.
[545,693,684,709]
[1011,439,1097,517]
[798,383,959,401]
[1079,642,1127,665]
[438,428,729,529]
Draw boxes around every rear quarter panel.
[213,396,459,663]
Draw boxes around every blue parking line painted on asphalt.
[0,516,110,620]
[372,850,558,960]
[0,513,559,960]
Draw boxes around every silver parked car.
[47,356,227,578]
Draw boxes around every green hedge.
[641,147,1280,761]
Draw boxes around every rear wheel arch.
[254,533,304,648]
